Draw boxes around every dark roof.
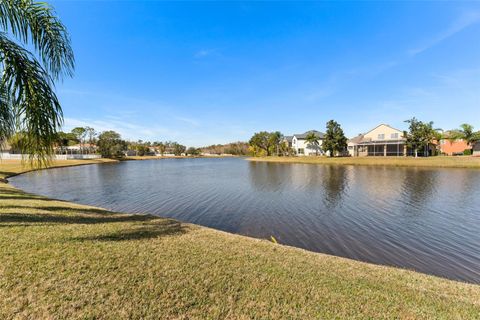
[293,130,325,139]
[284,136,293,142]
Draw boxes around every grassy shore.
[1,160,479,318]
[248,155,480,168]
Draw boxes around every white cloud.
[408,11,480,56]
[63,117,178,141]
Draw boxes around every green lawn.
[1,159,479,319]
[248,155,480,168]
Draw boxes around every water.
[10,158,480,283]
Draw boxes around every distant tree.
[172,142,186,156]
[278,140,294,156]
[268,131,283,156]
[305,132,321,156]
[404,118,436,157]
[322,120,347,157]
[249,131,282,156]
[136,145,149,156]
[249,132,270,156]
[187,147,201,156]
[85,126,97,152]
[97,131,126,158]
[55,131,77,153]
[157,142,166,156]
[71,127,87,154]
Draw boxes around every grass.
[248,155,480,168]
[1,160,480,318]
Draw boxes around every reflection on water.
[10,158,480,283]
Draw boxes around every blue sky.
[51,1,480,147]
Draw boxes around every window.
[378,134,385,140]
[298,148,304,154]
[391,133,399,139]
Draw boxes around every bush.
[463,149,472,155]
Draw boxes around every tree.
[136,145,149,156]
[404,118,436,157]
[249,131,282,156]
[85,126,97,152]
[156,142,166,156]
[305,132,321,156]
[55,131,77,154]
[0,0,74,163]
[97,131,126,159]
[172,142,186,156]
[322,120,347,157]
[71,127,86,153]
[187,147,200,156]
[268,131,283,156]
[453,124,480,154]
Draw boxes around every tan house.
[348,124,438,157]
[348,124,407,157]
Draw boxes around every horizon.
[52,1,480,147]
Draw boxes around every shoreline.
[247,155,480,169]
[1,158,480,318]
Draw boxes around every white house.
[291,130,325,156]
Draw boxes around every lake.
[10,158,480,283]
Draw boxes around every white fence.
[0,153,101,160]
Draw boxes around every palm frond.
[0,0,74,79]
[0,32,62,166]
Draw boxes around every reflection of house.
[348,124,436,157]
[291,130,325,156]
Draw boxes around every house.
[347,124,406,157]
[348,124,437,157]
[291,130,325,156]
[473,142,480,156]
[438,131,470,155]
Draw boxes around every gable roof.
[293,130,325,139]
[284,136,293,143]
[363,124,403,136]
[348,134,366,144]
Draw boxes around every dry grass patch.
[248,156,480,169]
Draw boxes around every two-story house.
[291,130,325,156]
[348,124,408,157]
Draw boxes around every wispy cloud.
[408,11,480,56]
[63,117,178,141]
[174,116,200,127]
[194,48,220,58]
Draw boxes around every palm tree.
[305,132,320,156]
[0,0,74,163]
[454,124,480,154]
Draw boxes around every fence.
[0,153,101,160]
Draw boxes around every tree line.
[48,127,190,159]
